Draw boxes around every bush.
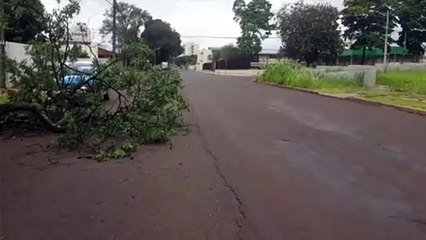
[260,61,317,89]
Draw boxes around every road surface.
[1,71,426,239]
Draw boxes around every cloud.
[41,0,344,49]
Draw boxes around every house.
[250,49,280,68]
[199,48,281,70]
[195,48,213,71]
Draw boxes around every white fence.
[4,42,111,87]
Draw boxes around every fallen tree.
[0,0,189,160]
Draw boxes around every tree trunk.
[361,46,367,65]
[0,103,65,132]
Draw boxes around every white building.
[183,42,200,56]
[69,22,91,44]
[195,48,213,71]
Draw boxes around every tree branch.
[0,103,65,132]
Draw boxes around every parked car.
[61,61,109,100]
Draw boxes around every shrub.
[260,61,317,89]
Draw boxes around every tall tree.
[101,2,151,53]
[341,0,397,64]
[141,19,184,64]
[3,0,46,43]
[219,44,244,69]
[277,1,342,66]
[174,55,197,68]
[232,0,274,55]
[396,0,426,57]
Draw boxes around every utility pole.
[112,0,116,59]
[402,31,407,63]
[0,0,6,89]
[383,9,390,70]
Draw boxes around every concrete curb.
[256,81,426,117]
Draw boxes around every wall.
[6,42,30,63]
[313,63,426,87]
[375,63,426,71]
[60,43,99,60]
[4,42,108,88]
[5,42,31,87]
[313,65,377,87]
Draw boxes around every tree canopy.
[277,1,342,66]
[341,0,398,63]
[219,44,243,60]
[101,2,152,53]
[232,0,274,55]
[218,44,245,69]
[396,0,426,56]
[174,55,197,68]
[3,0,46,43]
[141,19,184,64]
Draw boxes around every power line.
[112,0,116,58]
[181,35,281,39]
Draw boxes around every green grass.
[363,94,426,110]
[0,95,8,104]
[377,70,426,95]
[315,76,363,93]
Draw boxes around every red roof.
[98,47,114,58]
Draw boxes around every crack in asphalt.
[194,119,248,239]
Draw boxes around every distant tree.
[341,0,397,64]
[3,0,46,43]
[232,0,274,55]
[174,55,197,68]
[101,2,151,54]
[277,1,343,66]
[141,19,184,64]
[69,44,90,62]
[396,0,426,57]
[219,44,244,69]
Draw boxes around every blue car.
[61,62,109,100]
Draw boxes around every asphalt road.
[1,71,426,240]
[181,71,426,240]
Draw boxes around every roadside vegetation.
[377,71,426,95]
[260,61,426,111]
[259,61,363,92]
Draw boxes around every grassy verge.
[260,62,426,111]
[378,70,426,95]
[361,93,426,110]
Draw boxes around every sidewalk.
[201,69,263,77]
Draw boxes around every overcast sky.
[41,0,344,50]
